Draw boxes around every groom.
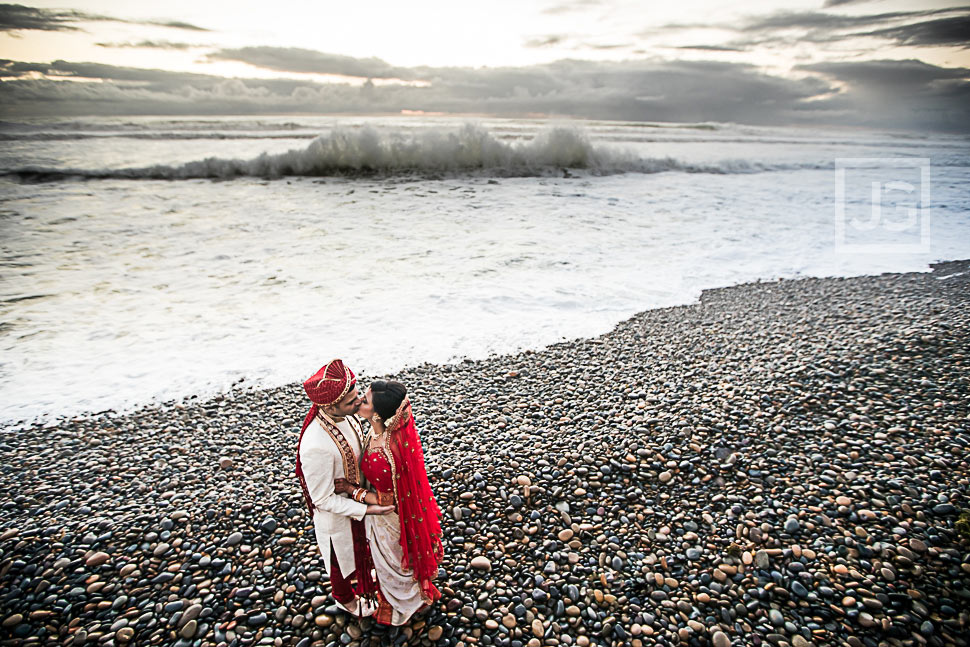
[295,359,393,615]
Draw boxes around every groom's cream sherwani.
[298,411,368,577]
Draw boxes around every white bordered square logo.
[835,158,931,254]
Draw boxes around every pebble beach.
[1,260,968,647]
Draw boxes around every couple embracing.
[294,359,443,636]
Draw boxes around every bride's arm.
[333,477,382,506]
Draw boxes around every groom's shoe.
[357,596,377,617]
[332,596,375,618]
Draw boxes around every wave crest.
[0,123,853,182]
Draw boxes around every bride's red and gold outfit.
[359,399,443,625]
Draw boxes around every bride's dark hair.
[370,380,407,420]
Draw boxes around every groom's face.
[332,385,362,417]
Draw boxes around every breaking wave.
[0,132,320,142]
[3,123,949,183]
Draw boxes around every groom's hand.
[366,504,395,515]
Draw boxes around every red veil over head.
[385,400,444,601]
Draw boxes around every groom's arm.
[301,447,368,521]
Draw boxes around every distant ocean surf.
[1,115,968,425]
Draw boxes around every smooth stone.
[180,619,197,639]
[86,552,110,567]
[179,604,203,627]
[712,631,731,647]
[532,619,544,637]
[470,556,492,571]
[2,614,23,628]
[755,550,770,569]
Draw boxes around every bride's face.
[358,387,375,419]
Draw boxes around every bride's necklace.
[367,414,388,447]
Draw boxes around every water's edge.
[6,258,966,432]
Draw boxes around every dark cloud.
[206,47,419,80]
[800,58,969,86]
[582,42,632,50]
[823,0,877,6]
[855,15,970,47]
[96,40,201,51]
[0,3,209,32]
[740,7,961,35]
[654,6,970,50]
[151,20,207,32]
[0,56,833,125]
[524,35,565,48]
[673,45,745,52]
[0,3,93,31]
[1,54,967,132]
[796,59,970,131]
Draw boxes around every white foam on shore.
[1,116,969,427]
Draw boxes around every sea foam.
[3,123,846,182]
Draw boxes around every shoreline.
[0,261,968,647]
[4,260,965,432]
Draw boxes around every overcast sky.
[1,0,968,131]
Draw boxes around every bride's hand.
[333,478,355,494]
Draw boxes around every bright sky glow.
[1,0,967,131]
[4,0,968,75]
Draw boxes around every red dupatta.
[384,400,443,601]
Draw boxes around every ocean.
[1,115,969,426]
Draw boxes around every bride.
[334,380,443,631]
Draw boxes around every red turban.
[296,359,358,516]
[303,359,356,407]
